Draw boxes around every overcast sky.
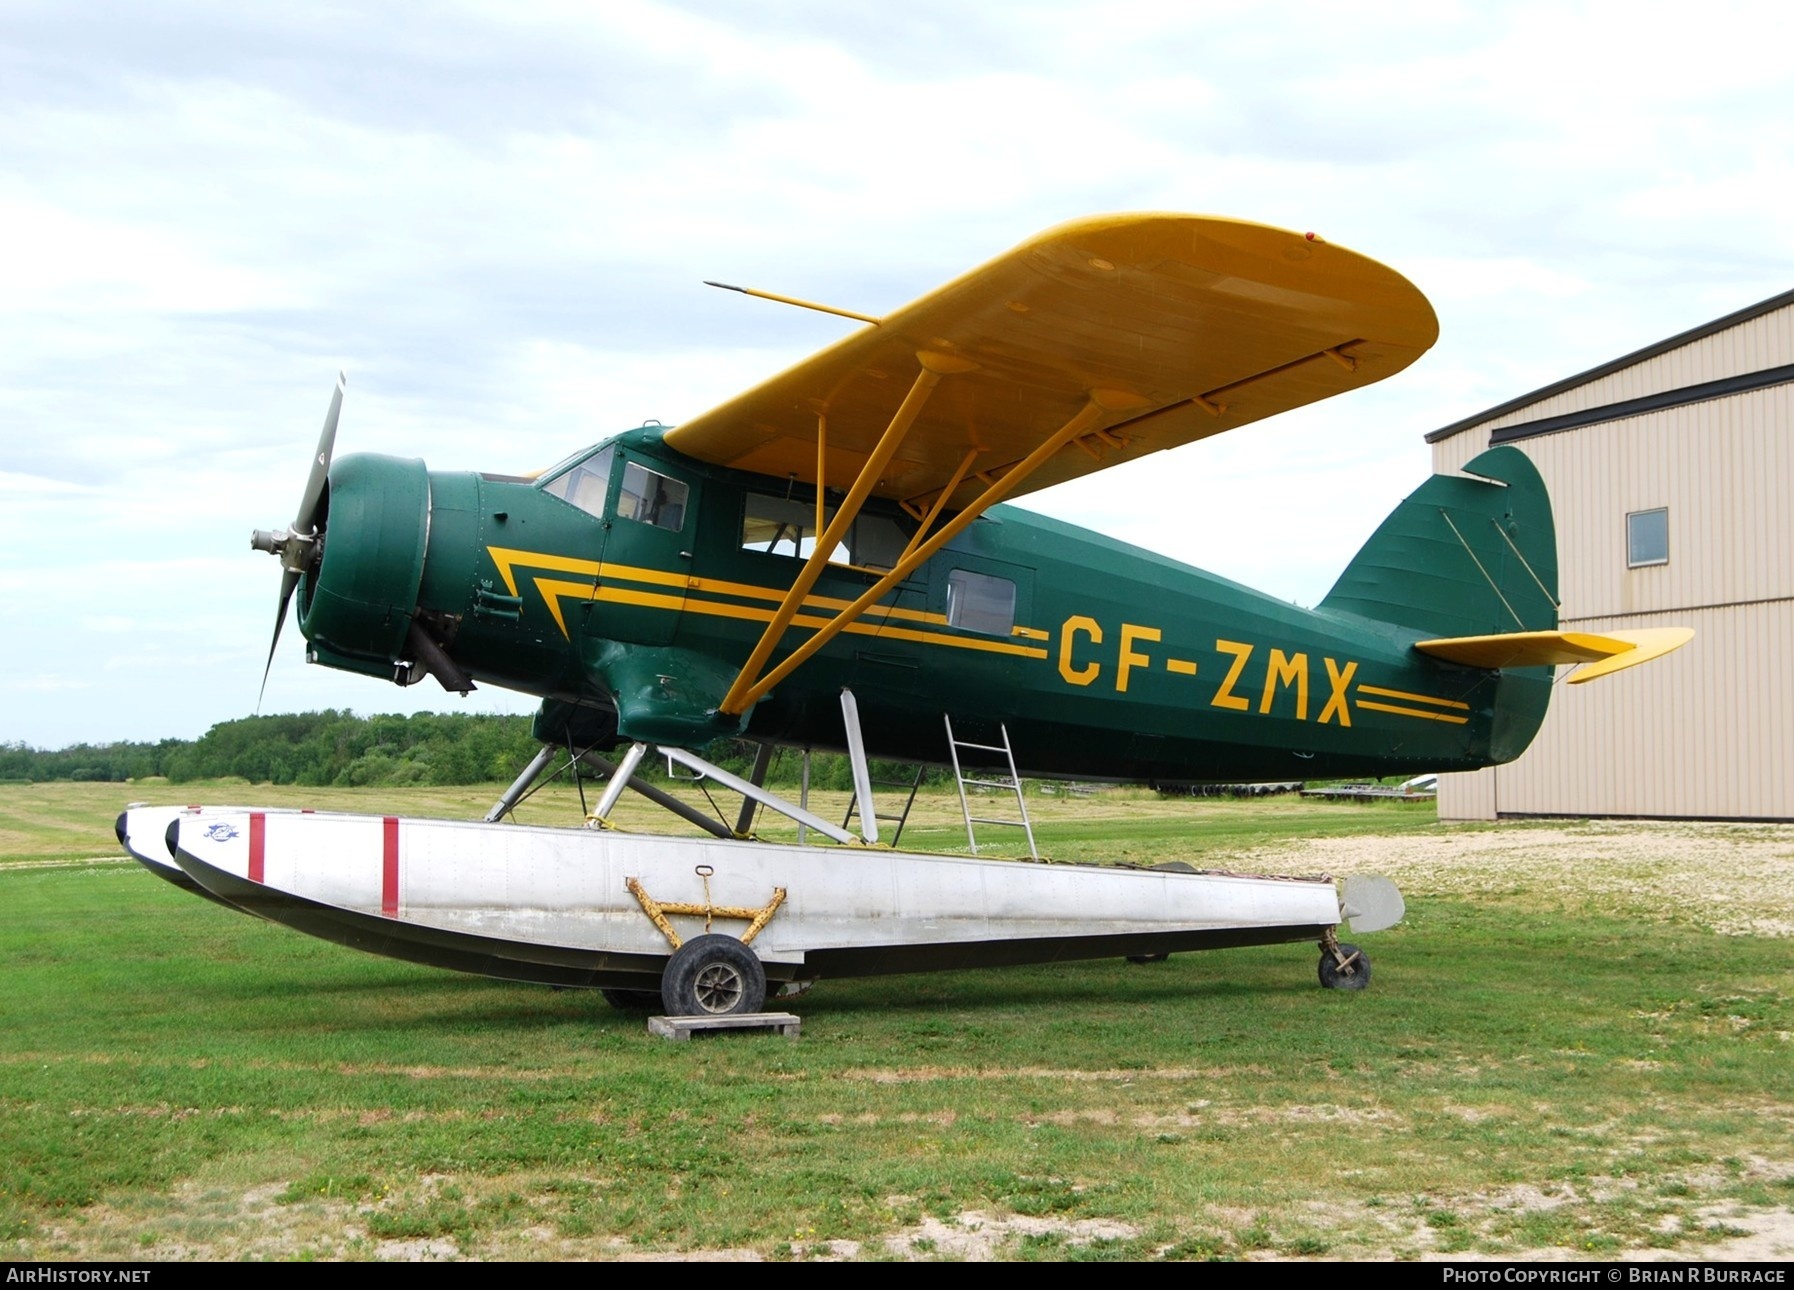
[4,0,1790,749]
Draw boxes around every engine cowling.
[297,453,430,668]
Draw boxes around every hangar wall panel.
[1436,763,1495,821]
[1440,600,1793,821]
[1431,428,1486,476]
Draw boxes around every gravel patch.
[1244,821,1794,936]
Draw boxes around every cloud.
[3,0,1792,746]
[6,675,93,694]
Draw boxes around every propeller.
[250,373,346,704]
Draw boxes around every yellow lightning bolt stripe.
[1354,699,1470,725]
[530,577,602,636]
[487,547,597,596]
[485,547,1047,660]
[594,584,1046,658]
[486,547,950,627]
[854,618,1045,657]
[690,574,951,627]
[768,586,946,626]
[1355,683,1470,710]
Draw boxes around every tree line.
[1,711,949,791]
[1,711,542,786]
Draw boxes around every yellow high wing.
[662,213,1440,717]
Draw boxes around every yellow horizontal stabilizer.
[1414,628,1693,682]
[664,213,1438,513]
[1560,628,1696,684]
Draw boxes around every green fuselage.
[298,427,1550,783]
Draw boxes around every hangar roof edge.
[1425,285,1794,445]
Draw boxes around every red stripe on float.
[248,812,265,883]
[382,816,399,918]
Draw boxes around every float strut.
[576,750,734,839]
[733,743,776,837]
[485,744,559,823]
[841,689,879,844]
[661,745,858,845]
[588,742,649,828]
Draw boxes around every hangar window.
[945,569,1016,637]
[1627,508,1669,568]
[618,462,689,531]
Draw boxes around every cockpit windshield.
[539,445,615,518]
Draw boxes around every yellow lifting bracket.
[626,866,788,951]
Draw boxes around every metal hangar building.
[1426,288,1794,822]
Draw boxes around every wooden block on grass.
[648,1012,802,1041]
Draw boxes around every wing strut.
[720,351,976,714]
[898,446,981,557]
[721,387,1139,717]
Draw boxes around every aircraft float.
[118,214,1691,1019]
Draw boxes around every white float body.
[140,807,1344,991]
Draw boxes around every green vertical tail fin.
[1319,446,1558,638]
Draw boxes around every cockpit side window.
[540,445,614,518]
[617,461,689,532]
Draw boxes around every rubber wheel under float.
[1318,942,1371,991]
[599,988,664,1012]
[661,934,767,1017]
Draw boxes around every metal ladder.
[944,714,1038,858]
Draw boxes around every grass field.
[2,780,1791,1261]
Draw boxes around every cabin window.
[539,445,614,518]
[617,462,689,531]
[849,513,907,571]
[945,569,1016,637]
[740,495,911,571]
[1627,508,1668,567]
[741,495,819,559]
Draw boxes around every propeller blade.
[258,374,346,705]
[293,371,345,536]
[258,568,301,709]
